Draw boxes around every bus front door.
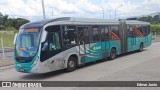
[78,27,90,63]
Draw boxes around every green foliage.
[138,15,160,24]
[0,25,5,30]
[5,26,18,33]
[152,15,160,24]
[0,14,9,26]
[138,15,160,34]
[6,18,30,30]
[0,13,30,31]
[151,24,160,35]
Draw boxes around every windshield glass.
[15,28,41,58]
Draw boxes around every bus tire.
[139,43,143,52]
[109,48,116,60]
[66,57,77,72]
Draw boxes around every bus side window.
[110,26,119,40]
[92,26,99,42]
[100,26,109,41]
[77,27,89,44]
[42,26,62,51]
[41,33,49,51]
[128,26,134,38]
[127,26,130,37]
[42,41,48,51]
[143,25,150,36]
[147,25,151,35]
[63,26,77,45]
[139,26,144,36]
[49,32,61,51]
[132,26,138,38]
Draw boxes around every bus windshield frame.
[15,28,42,62]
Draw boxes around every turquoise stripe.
[15,54,38,73]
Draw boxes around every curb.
[0,51,14,53]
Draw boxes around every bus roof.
[126,20,150,25]
[20,17,150,29]
[20,17,71,29]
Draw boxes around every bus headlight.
[33,60,38,65]
[32,58,39,67]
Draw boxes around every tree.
[0,14,9,30]
[0,14,9,25]
[151,24,160,34]
[152,15,160,23]
[15,18,30,29]
[6,18,30,30]
[138,16,147,22]
[0,13,30,31]
[146,16,152,22]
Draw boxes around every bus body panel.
[14,17,152,73]
[83,43,102,63]
[127,35,152,52]
[15,54,39,73]
[143,34,152,48]
[109,40,121,55]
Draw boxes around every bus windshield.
[15,28,41,58]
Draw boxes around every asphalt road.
[0,42,160,90]
[0,48,14,58]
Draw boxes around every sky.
[0,0,160,21]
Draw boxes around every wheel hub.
[69,61,74,68]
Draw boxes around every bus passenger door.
[127,26,137,51]
[131,29,137,51]
[77,27,90,63]
[100,26,110,58]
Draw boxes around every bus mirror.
[14,33,18,44]
[41,31,47,42]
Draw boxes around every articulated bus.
[14,17,152,73]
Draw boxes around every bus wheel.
[109,48,116,60]
[67,57,77,72]
[139,43,143,52]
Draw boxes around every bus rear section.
[125,21,152,52]
[119,20,152,54]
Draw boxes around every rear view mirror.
[41,30,47,42]
[14,33,18,44]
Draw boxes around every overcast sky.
[0,0,160,21]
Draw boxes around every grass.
[151,23,160,25]
[5,26,19,33]
[0,33,15,48]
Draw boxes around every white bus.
[14,17,152,73]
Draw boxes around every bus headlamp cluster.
[32,58,39,67]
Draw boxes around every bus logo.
[2,82,11,87]
[93,46,101,50]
